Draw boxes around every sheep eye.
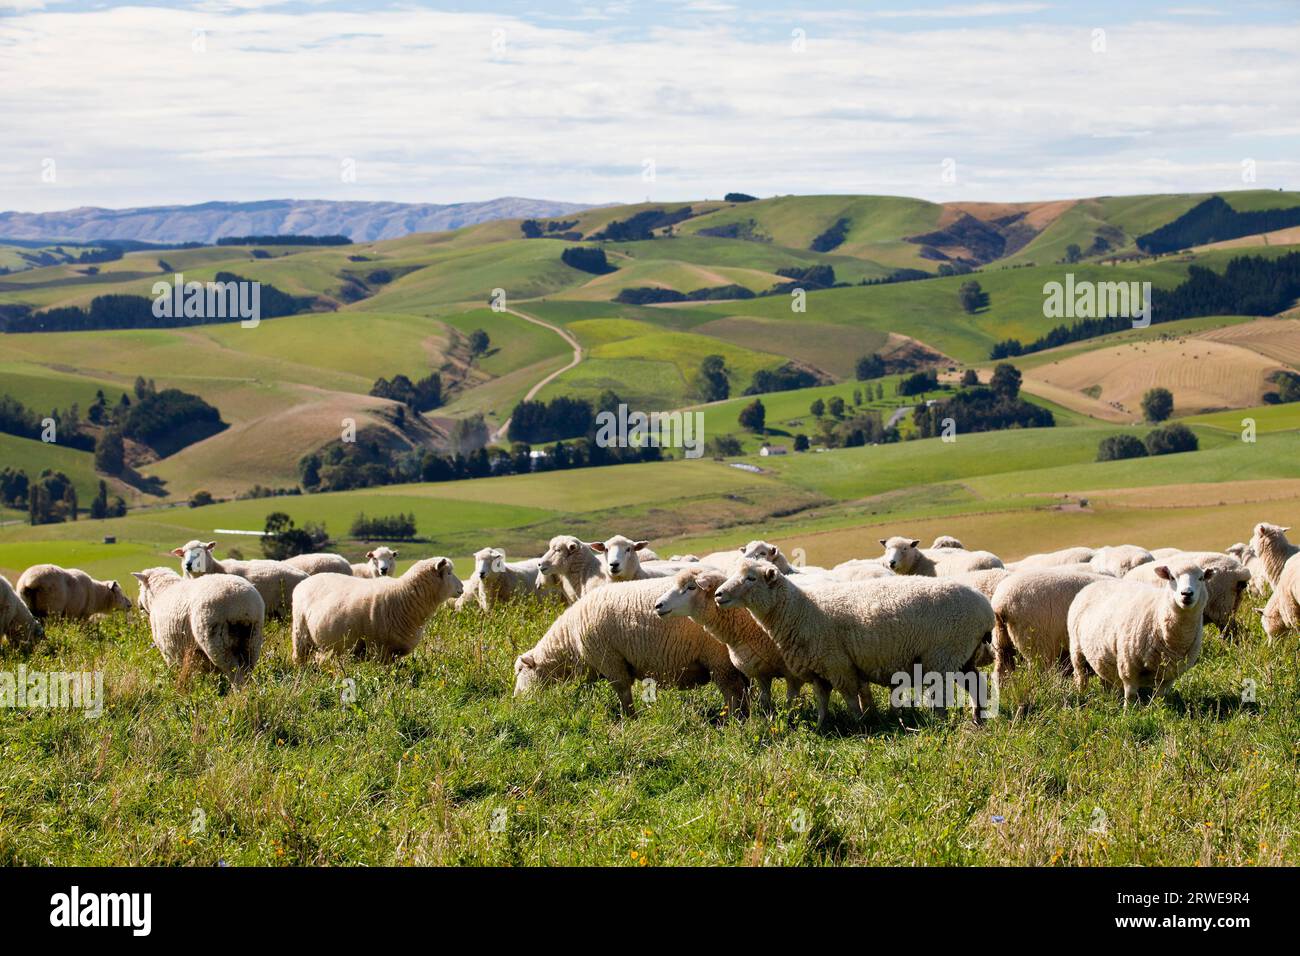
[746,575,756,582]
[687,582,695,590]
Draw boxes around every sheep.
[1124,551,1250,634]
[990,568,1107,684]
[1255,552,1300,639]
[351,547,399,579]
[15,564,131,621]
[1087,545,1154,578]
[291,557,462,663]
[537,535,608,603]
[1248,523,1297,587]
[1226,542,1270,598]
[738,540,829,574]
[131,567,265,686]
[284,553,353,576]
[513,576,748,717]
[1068,560,1214,706]
[1,574,44,650]
[171,540,306,618]
[654,566,807,714]
[1149,548,1182,559]
[714,560,994,725]
[1005,546,1096,572]
[829,560,894,583]
[456,548,541,611]
[931,535,966,550]
[589,535,688,581]
[877,536,1003,576]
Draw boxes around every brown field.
[1194,225,1300,251]
[1022,330,1286,420]
[941,198,1077,231]
[1199,318,1300,369]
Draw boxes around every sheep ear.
[170,547,185,557]
[365,551,374,560]
[392,550,399,558]
[110,581,121,592]
[1202,567,1216,580]
[909,539,920,548]
[1154,565,1173,581]
[588,541,606,553]
[131,572,148,584]
[634,540,649,550]
[764,566,780,586]
[435,557,451,574]
[878,539,888,547]
[204,542,216,551]
[520,654,536,668]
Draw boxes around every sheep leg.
[1122,684,1140,709]
[602,660,636,717]
[811,679,832,728]
[290,612,313,666]
[784,678,804,706]
[755,676,775,715]
[833,676,864,721]
[1070,647,1090,695]
[992,617,1017,686]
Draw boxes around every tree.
[90,480,109,519]
[696,354,730,402]
[262,511,316,559]
[738,399,766,433]
[958,280,988,314]
[855,353,886,380]
[189,490,215,508]
[852,389,862,406]
[793,434,810,452]
[989,363,1022,400]
[62,483,78,521]
[468,329,490,358]
[1145,423,1198,456]
[1096,434,1148,462]
[1064,243,1082,264]
[94,429,125,475]
[1141,387,1174,423]
[961,369,979,387]
[809,398,825,418]
[827,396,846,419]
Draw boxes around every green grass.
[2,596,1295,865]
[0,432,103,502]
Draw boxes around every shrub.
[1096,434,1148,462]
[1144,423,1199,456]
[1141,387,1174,422]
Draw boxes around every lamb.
[1124,551,1250,633]
[715,560,994,725]
[131,567,265,686]
[0,574,44,650]
[15,564,131,620]
[513,576,748,717]
[291,557,462,663]
[1225,542,1270,598]
[1068,560,1214,706]
[990,568,1107,683]
[877,536,1004,576]
[456,548,541,611]
[1005,546,1096,572]
[654,566,808,714]
[1087,545,1153,577]
[350,547,399,579]
[1248,523,1297,587]
[931,535,966,550]
[172,540,306,618]
[537,535,608,603]
[284,553,353,576]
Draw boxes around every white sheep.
[931,535,966,550]
[828,559,894,583]
[1,574,44,650]
[350,546,399,579]
[668,554,701,562]
[15,564,132,620]
[171,540,306,618]
[654,565,808,714]
[513,576,748,716]
[949,568,1010,601]
[1087,544,1154,577]
[877,536,1003,576]
[1225,542,1270,598]
[1005,546,1096,572]
[131,567,265,686]
[291,557,462,663]
[1124,551,1250,633]
[456,548,541,611]
[715,560,994,725]
[1248,523,1297,588]
[284,553,353,576]
[990,568,1107,683]
[1068,560,1214,706]
[737,540,829,574]
[537,535,608,603]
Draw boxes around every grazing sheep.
[1248,523,1297,587]
[1068,560,1214,706]
[877,536,1003,576]
[1125,552,1250,633]
[538,535,608,603]
[1005,547,1096,572]
[351,547,399,579]
[15,564,131,621]
[513,576,748,717]
[1226,542,1270,598]
[291,558,462,663]
[990,568,1107,683]
[931,535,966,550]
[1088,545,1154,578]
[172,541,306,618]
[131,567,265,686]
[1,574,44,650]
[715,560,994,725]
[457,549,541,611]
[654,566,808,714]
[284,553,353,576]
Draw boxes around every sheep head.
[473,547,506,579]
[655,567,726,619]
[172,540,217,577]
[403,556,462,603]
[879,536,922,573]
[592,535,649,580]
[1152,561,1214,612]
[539,535,588,576]
[365,547,399,577]
[104,580,132,612]
[715,559,784,610]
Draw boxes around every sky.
[1,0,1297,212]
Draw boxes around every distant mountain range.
[0,197,600,244]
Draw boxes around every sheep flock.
[2,523,1292,722]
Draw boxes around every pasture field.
[2,593,1295,866]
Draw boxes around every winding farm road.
[490,305,584,443]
